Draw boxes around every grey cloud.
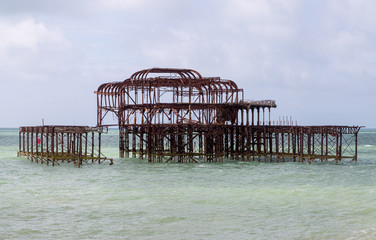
[0,0,375,127]
[0,0,95,16]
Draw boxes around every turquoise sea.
[1,128,376,240]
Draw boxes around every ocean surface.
[1,128,376,240]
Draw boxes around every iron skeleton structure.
[96,68,361,163]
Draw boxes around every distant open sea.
[1,128,376,239]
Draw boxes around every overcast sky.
[0,0,375,128]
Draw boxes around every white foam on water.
[347,228,376,240]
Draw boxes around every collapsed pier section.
[17,126,113,167]
[95,68,361,163]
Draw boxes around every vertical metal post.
[99,132,102,161]
[354,132,358,161]
[18,129,21,155]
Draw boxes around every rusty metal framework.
[17,126,113,167]
[96,68,361,163]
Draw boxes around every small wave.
[346,228,376,240]
[365,145,373,147]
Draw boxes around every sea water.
[1,128,376,240]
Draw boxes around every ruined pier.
[17,126,113,167]
[96,68,361,163]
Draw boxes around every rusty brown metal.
[17,126,113,167]
[95,68,361,163]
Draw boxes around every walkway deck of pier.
[17,126,113,167]
[95,68,361,163]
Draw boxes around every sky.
[0,0,375,128]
